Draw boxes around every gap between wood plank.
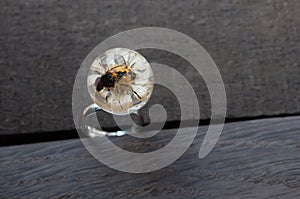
[1,113,300,147]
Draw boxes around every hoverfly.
[95,64,135,91]
[94,62,142,102]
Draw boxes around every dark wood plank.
[1,0,300,135]
[1,116,300,198]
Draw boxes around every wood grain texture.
[1,116,300,198]
[1,0,300,135]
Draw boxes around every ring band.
[80,103,144,137]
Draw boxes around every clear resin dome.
[87,48,154,115]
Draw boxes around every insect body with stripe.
[94,64,142,102]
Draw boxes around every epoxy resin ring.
[87,48,154,115]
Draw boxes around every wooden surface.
[1,116,300,198]
[1,0,300,135]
